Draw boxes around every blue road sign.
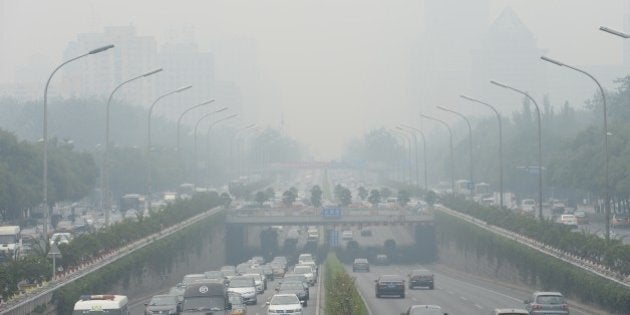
[321,207,342,219]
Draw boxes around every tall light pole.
[230,124,257,176]
[437,105,474,196]
[147,85,192,213]
[192,108,229,180]
[421,114,455,195]
[103,67,162,227]
[460,95,504,209]
[389,128,412,184]
[396,126,419,188]
[399,124,428,191]
[541,56,611,240]
[43,44,114,242]
[177,99,214,154]
[199,114,237,185]
[490,80,543,220]
[205,114,238,175]
[599,26,630,38]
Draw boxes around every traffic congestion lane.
[347,263,599,315]
[129,269,322,315]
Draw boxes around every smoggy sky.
[0,0,627,158]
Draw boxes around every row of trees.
[345,77,630,209]
[0,129,96,221]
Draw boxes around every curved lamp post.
[437,105,474,196]
[599,26,630,38]
[192,108,229,176]
[421,114,455,195]
[198,113,237,185]
[541,55,611,240]
[103,67,162,226]
[43,44,114,241]
[460,95,504,209]
[177,99,214,154]
[490,80,543,220]
[396,126,420,188]
[230,124,257,175]
[399,124,428,191]
[388,128,413,184]
[147,85,192,212]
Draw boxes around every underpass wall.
[53,215,226,313]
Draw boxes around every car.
[227,276,258,305]
[293,265,315,286]
[374,254,389,265]
[277,282,308,306]
[342,230,353,240]
[524,291,570,315]
[408,269,434,290]
[182,273,206,285]
[168,285,185,306]
[242,273,265,294]
[266,294,303,315]
[557,214,578,229]
[375,275,405,298]
[352,258,370,272]
[144,294,179,315]
[298,253,314,265]
[204,270,228,284]
[400,304,447,315]
[573,211,589,224]
[227,293,248,315]
[493,308,528,315]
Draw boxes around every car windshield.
[230,278,254,287]
[148,296,175,306]
[168,287,184,296]
[280,282,303,290]
[536,295,565,304]
[228,295,244,305]
[205,271,223,278]
[410,308,443,315]
[294,267,311,273]
[182,297,224,311]
[270,295,299,305]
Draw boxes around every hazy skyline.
[1,0,628,159]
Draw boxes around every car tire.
[429,284,434,290]
[303,301,308,307]
[400,293,405,298]
[375,293,380,298]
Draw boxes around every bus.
[73,295,129,315]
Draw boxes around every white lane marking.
[460,296,468,301]
[315,265,323,315]
[475,304,483,309]
[448,290,454,294]
[411,297,418,302]
[434,272,523,303]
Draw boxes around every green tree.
[425,190,437,206]
[282,190,296,206]
[368,189,381,206]
[220,192,232,208]
[310,185,323,207]
[380,187,392,201]
[255,191,268,206]
[339,187,352,206]
[397,190,410,206]
[265,187,275,200]
[358,186,368,201]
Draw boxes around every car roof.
[494,308,529,314]
[534,291,564,296]
[410,305,442,310]
[379,274,404,281]
[354,258,368,262]
[411,269,432,274]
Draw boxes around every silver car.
[524,292,570,315]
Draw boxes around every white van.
[73,295,129,315]
[0,225,21,260]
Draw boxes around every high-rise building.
[470,7,546,110]
[62,26,158,105]
[415,0,489,111]
[0,0,9,83]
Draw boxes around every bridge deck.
[226,208,433,225]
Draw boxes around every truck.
[0,225,21,261]
[182,279,228,314]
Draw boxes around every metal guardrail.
[0,207,224,315]
[435,205,630,288]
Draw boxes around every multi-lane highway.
[348,262,598,315]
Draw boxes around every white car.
[342,230,353,240]
[293,265,315,286]
[242,273,265,294]
[267,294,303,315]
[558,214,578,229]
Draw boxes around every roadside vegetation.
[324,252,369,315]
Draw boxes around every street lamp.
[199,114,238,185]
[103,67,162,226]
[192,108,229,178]
[395,126,420,188]
[399,124,428,191]
[541,55,611,240]
[599,26,630,38]
[437,105,474,196]
[43,44,114,241]
[177,99,214,154]
[147,85,192,212]
[388,128,413,184]
[490,80,543,220]
[460,95,504,209]
[230,124,257,175]
[420,114,455,195]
